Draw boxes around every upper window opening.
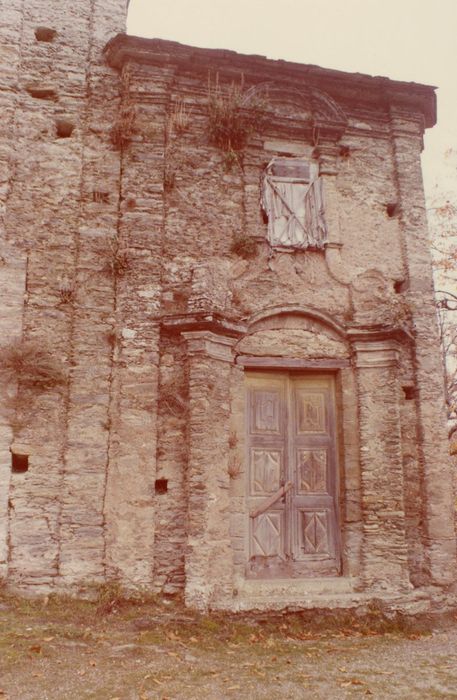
[261,157,327,250]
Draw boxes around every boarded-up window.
[261,158,327,249]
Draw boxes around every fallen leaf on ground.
[340,678,365,687]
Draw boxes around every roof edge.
[104,33,437,129]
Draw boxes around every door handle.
[249,481,293,519]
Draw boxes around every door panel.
[251,511,284,557]
[295,389,327,434]
[301,510,330,553]
[251,448,283,495]
[246,372,341,579]
[297,449,327,493]
[250,388,283,435]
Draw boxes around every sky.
[127,0,457,199]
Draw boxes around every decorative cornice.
[347,324,414,344]
[104,34,436,130]
[349,324,414,369]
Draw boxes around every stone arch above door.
[237,305,349,362]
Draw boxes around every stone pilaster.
[390,108,457,585]
[102,62,169,588]
[182,330,237,610]
[353,337,410,590]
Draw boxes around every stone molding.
[235,356,350,370]
[246,304,346,338]
[182,331,238,363]
[162,312,246,339]
[352,339,400,369]
[312,143,341,176]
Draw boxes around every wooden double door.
[246,372,341,579]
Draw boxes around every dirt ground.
[1,589,457,700]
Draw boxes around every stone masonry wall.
[109,40,454,604]
[0,0,126,590]
[1,23,455,608]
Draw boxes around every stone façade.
[0,0,455,612]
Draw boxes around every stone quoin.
[0,0,456,612]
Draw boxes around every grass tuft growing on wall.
[207,75,267,155]
[230,232,257,259]
[111,65,137,149]
[0,340,66,389]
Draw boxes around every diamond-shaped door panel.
[301,510,330,554]
[250,449,282,495]
[298,450,327,493]
[252,512,283,557]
